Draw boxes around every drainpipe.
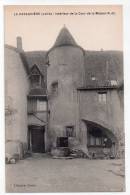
[45,62,49,152]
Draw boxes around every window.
[28,99,47,113]
[91,76,96,81]
[88,134,104,146]
[31,75,41,88]
[37,100,47,111]
[51,81,58,95]
[28,99,37,113]
[110,80,117,86]
[87,129,112,148]
[57,137,68,147]
[89,135,95,146]
[66,126,75,137]
[98,91,107,103]
[29,65,44,88]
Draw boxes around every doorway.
[28,126,45,153]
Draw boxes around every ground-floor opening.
[28,125,45,153]
[82,120,117,158]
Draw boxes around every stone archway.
[80,120,118,158]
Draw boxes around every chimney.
[16,36,23,52]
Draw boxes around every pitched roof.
[23,50,123,89]
[22,51,47,76]
[53,26,78,47]
[29,64,43,76]
[5,31,123,91]
[83,50,123,88]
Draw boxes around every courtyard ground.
[6,154,125,192]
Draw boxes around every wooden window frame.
[98,91,107,103]
[51,81,58,95]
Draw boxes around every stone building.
[5,27,124,159]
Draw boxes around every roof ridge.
[53,26,77,47]
[24,50,47,53]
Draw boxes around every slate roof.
[20,51,47,96]
[83,50,123,88]
[5,26,123,91]
[53,26,78,47]
[22,51,47,76]
[23,49,123,90]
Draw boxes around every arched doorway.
[82,120,118,158]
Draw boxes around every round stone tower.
[47,26,85,147]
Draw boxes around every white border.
[1,0,130,5]
[0,0,130,195]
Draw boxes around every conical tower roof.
[53,26,78,47]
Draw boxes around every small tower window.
[66,126,75,137]
[51,81,58,95]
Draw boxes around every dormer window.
[31,75,41,88]
[29,65,43,88]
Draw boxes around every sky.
[4,5,123,51]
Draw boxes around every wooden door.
[31,127,45,153]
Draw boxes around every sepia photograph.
[4,5,125,192]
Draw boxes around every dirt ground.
[6,154,125,192]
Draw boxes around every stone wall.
[47,46,85,147]
[5,46,29,146]
[47,45,124,158]
[79,89,124,157]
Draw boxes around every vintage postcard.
[5,5,125,192]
